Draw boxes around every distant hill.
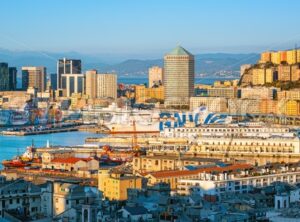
[0,49,259,78]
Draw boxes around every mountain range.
[0,48,259,78]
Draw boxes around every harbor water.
[0,131,102,167]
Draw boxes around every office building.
[50,73,57,90]
[61,73,84,97]
[85,70,98,99]
[148,66,163,88]
[22,66,47,92]
[8,67,17,90]
[0,63,9,91]
[96,74,117,99]
[57,58,81,88]
[164,46,194,108]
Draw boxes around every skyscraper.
[0,63,9,91]
[148,66,163,88]
[97,74,117,99]
[57,58,81,89]
[50,73,57,90]
[22,66,47,92]
[9,67,17,90]
[164,46,194,108]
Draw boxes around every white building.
[161,125,292,139]
[178,168,300,199]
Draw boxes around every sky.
[1,0,300,58]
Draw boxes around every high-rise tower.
[164,46,194,108]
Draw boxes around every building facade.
[61,73,85,97]
[148,66,163,88]
[85,70,98,99]
[22,66,47,92]
[96,74,117,99]
[164,46,194,108]
[57,58,81,89]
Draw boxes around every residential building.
[164,46,194,108]
[57,58,81,88]
[98,170,142,201]
[277,89,300,100]
[238,87,277,100]
[278,64,291,81]
[228,98,261,114]
[133,155,220,173]
[22,66,47,92]
[260,51,272,63]
[61,73,85,97]
[118,206,152,222]
[143,163,252,190]
[189,97,227,112]
[135,84,164,103]
[85,69,97,99]
[149,66,163,88]
[177,163,300,200]
[252,68,266,85]
[265,67,277,83]
[207,87,237,98]
[0,176,42,219]
[52,181,101,217]
[97,74,117,99]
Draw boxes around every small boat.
[2,158,31,168]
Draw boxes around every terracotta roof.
[145,163,252,179]
[51,157,93,164]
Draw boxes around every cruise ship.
[104,106,232,133]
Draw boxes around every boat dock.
[1,127,79,136]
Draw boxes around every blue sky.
[1,0,300,57]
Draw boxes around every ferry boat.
[105,106,232,133]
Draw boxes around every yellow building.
[278,65,291,81]
[265,67,276,83]
[98,169,142,201]
[291,64,300,81]
[287,50,297,65]
[207,87,237,98]
[135,85,164,103]
[277,90,300,100]
[271,52,281,65]
[259,99,278,114]
[260,51,272,63]
[252,68,266,85]
[277,99,300,116]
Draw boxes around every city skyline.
[1,0,300,58]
